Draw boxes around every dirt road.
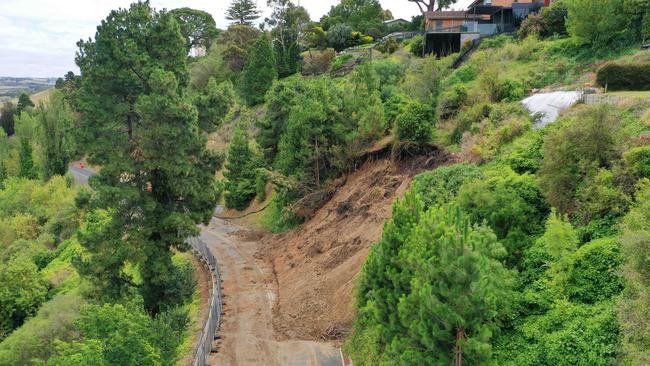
[200,218,343,366]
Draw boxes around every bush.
[409,35,423,57]
[372,60,406,87]
[395,102,434,144]
[479,70,525,102]
[410,163,483,209]
[624,146,650,178]
[540,0,569,37]
[0,293,84,366]
[455,167,550,268]
[328,23,354,51]
[566,0,632,51]
[539,105,622,214]
[568,237,623,303]
[494,301,621,366]
[302,48,336,75]
[376,38,398,54]
[596,62,650,91]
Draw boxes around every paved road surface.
[202,217,343,366]
[66,166,344,365]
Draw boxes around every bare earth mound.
[259,146,454,342]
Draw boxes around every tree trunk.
[455,327,465,366]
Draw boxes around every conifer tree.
[74,2,228,313]
[16,93,34,115]
[224,126,258,210]
[352,195,514,365]
[18,138,37,179]
[241,33,277,106]
[226,0,261,26]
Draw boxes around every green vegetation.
[596,62,650,91]
[6,0,650,364]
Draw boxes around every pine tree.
[241,33,277,106]
[0,102,15,136]
[74,2,228,314]
[226,0,261,26]
[16,93,34,115]
[352,195,515,366]
[224,126,258,210]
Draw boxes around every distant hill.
[0,76,56,104]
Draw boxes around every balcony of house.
[425,21,500,36]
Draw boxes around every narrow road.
[201,217,343,366]
[67,165,342,365]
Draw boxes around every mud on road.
[200,218,343,366]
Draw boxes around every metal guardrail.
[188,236,222,366]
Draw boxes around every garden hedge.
[596,62,650,91]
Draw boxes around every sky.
[0,0,474,78]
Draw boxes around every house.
[383,18,410,27]
[424,0,546,57]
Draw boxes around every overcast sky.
[0,0,474,78]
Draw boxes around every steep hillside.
[259,147,454,341]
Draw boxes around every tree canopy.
[226,0,262,26]
[74,1,228,314]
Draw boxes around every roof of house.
[383,18,409,24]
[425,11,483,20]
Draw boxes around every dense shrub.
[411,163,483,209]
[409,35,423,57]
[539,105,622,214]
[44,302,188,366]
[567,0,632,51]
[0,255,49,338]
[619,180,650,364]
[568,237,623,303]
[395,102,434,144]
[376,38,398,54]
[494,301,620,366]
[455,167,550,268]
[596,62,650,91]
[540,0,569,37]
[624,146,650,178]
[372,60,406,87]
[0,293,84,366]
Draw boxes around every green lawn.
[608,90,650,98]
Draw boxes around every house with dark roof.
[424,0,546,57]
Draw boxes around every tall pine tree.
[74,2,229,313]
[241,33,277,106]
[226,0,261,26]
[224,126,258,210]
[351,195,514,366]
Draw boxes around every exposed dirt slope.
[201,218,341,366]
[259,147,454,341]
